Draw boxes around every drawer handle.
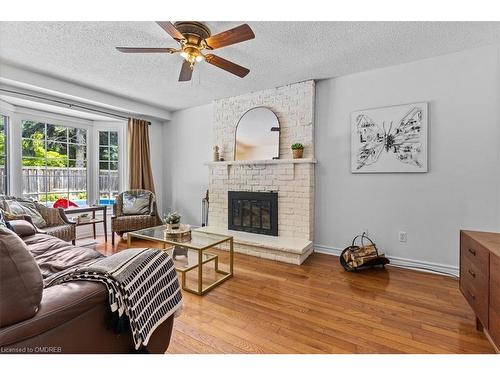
[468,269,476,278]
[468,248,476,256]
[468,290,475,300]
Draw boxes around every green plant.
[21,132,68,167]
[77,192,87,200]
[163,211,181,224]
[291,143,304,150]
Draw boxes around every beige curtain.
[128,118,155,192]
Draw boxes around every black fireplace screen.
[228,191,278,236]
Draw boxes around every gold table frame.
[127,227,233,295]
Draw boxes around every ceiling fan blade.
[156,21,185,41]
[204,24,255,50]
[178,60,193,81]
[116,47,178,53]
[205,54,250,78]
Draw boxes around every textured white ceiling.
[1,21,500,111]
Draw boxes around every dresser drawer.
[460,232,489,271]
[460,278,489,327]
[460,255,489,295]
[489,254,500,348]
[460,233,490,327]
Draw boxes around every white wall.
[161,45,500,273]
[162,104,213,225]
[315,45,500,272]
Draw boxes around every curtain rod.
[0,88,151,124]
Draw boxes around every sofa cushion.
[8,219,38,238]
[122,191,151,215]
[0,227,44,327]
[4,198,47,228]
[23,233,104,285]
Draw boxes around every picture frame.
[351,102,428,173]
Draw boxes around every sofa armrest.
[0,281,107,347]
[34,203,74,226]
[57,208,76,225]
[0,280,175,353]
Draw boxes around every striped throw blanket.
[46,248,183,349]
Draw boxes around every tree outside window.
[22,121,88,206]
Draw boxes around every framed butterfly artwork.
[351,102,428,173]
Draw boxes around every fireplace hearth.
[228,191,278,236]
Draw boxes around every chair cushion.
[4,198,47,228]
[122,191,151,215]
[0,227,44,327]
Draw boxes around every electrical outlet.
[399,231,407,243]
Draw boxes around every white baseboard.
[314,243,459,277]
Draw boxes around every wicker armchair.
[0,196,76,244]
[111,189,162,245]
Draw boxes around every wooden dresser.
[460,230,500,352]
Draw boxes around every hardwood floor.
[93,236,495,354]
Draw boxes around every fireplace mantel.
[204,158,316,167]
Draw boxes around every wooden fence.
[22,167,118,196]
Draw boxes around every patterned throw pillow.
[0,209,7,228]
[5,199,47,228]
[122,192,151,215]
[0,208,22,229]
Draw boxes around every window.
[98,130,119,205]
[0,115,8,195]
[21,121,88,206]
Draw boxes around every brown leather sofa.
[0,220,174,354]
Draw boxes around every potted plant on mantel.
[163,211,181,231]
[291,143,304,159]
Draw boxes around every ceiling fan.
[116,21,255,81]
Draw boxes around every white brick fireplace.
[199,80,316,265]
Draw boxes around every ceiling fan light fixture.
[180,45,203,64]
[117,21,255,82]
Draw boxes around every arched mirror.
[234,107,280,161]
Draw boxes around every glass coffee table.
[127,225,233,295]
